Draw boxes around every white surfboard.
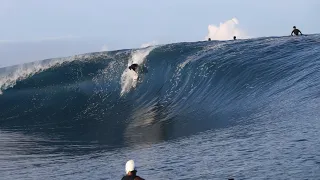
[132,71,138,88]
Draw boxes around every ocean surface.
[1,35,320,180]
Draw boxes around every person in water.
[208,38,211,41]
[291,26,303,36]
[233,36,237,40]
[128,64,139,72]
[121,160,145,180]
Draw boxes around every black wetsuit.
[129,64,139,71]
[121,175,144,180]
[291,29,302,36]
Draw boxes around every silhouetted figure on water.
[291,26,303,36]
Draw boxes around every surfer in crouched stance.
[291,26,303,36]
[128,64,140,82]
[121,160,145,180]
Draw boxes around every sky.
[0,0,319,67]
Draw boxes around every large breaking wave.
[1,35,320,147]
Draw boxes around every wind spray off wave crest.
[205,18,248,40]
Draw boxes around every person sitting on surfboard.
[128,64,139,72]
[291,26,303,36]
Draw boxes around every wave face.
[1,35,320,148]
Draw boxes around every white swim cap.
[125,160,135,174]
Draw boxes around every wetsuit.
[291,29,302,36]
[121,175,144,180]
[121,170,145,180]
[121,171,145,180]
[129,64,139,71]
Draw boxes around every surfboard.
[133,71,138,81]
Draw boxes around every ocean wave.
[1,35,320,146]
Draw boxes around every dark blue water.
[1,35,320,179]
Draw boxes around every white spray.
[205,18,248,40]
[0,53,107,95]
[120,45,156,96]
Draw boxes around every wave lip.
[0,52,110,94]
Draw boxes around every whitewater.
[1,35,320,179]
